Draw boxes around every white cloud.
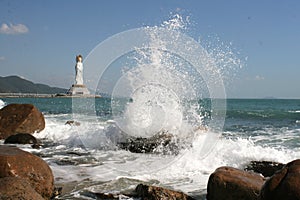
[0,56,5,61]
[0,23,29,35]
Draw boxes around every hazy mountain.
[0,76,67,94]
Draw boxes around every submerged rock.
[244,161,284,177]
[259,159,300,200]
[0,103,45,139]
[135,184,195,200]
[207,166,265,200]
[0,146,54,199]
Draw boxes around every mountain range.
[0,76,67,94]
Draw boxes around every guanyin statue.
[75,55,83,85]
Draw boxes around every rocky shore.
[1,103,300,199]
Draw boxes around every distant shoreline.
[0,93,101,98]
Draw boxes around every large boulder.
[135,184,195,200]
[0,177,44,200]
[259,159,300,200]
[0,103,45,139]
[207,166,265,200]
[0,146,54,199]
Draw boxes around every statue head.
[76,55,83,63]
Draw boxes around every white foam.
[36,113,300,196]
[134,133,300,194]
[0,99,5,109]
[289,110,300,113]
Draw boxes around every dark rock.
[207,166,265,200]
[4,133,40,145]
[135,184,195,200]
[0,177,44,200]
[244,161,284,177]
[117,132,181,154]
[65,120,81,126]
[51,186,63,199]
[259,159,300,200]
[0,103,45,139]
[0,146,54,199]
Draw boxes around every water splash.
[111,15,222,140]
[161,13,190,31]
[79,14,242,159]
[199,34,245,86]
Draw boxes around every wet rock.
[207,166,265,200]
[51,186,63,199]
[135,184,195,200]
[244,161,284,177]
[0,146,54,199]
[117,132,180,154]
[259,159,300,200]
[65,120,81,126]
[0,177,44,200]
[4,133,41,147]
[0,103,45,139]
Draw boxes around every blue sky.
[0,0,299,98]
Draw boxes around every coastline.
[0,93,101,98]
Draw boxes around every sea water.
[1,97,300,199]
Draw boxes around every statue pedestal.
[67,84,90,96]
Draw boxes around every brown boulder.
[0,146,54,199]
[0,177,44,200]
[207,166,265,200]
[259,159,300,200]
[0,103,45,139]
[135,184,195,200]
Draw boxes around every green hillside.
[0,76,67,94]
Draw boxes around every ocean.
[0,97,300,199]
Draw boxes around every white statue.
[75,55,83,85]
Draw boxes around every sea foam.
[0,99,5,109]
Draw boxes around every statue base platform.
[67,84,90,96]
